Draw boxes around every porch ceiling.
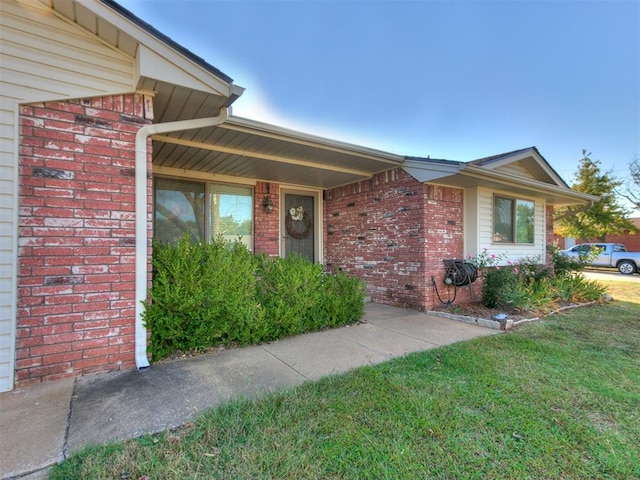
[151,116,406,189]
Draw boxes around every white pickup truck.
[561,243,640,275]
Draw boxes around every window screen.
[154,178,205,244]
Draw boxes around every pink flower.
[514,267,519,275]
[491,254,496,259]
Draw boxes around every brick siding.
[324,168,468,310]
[551,216,640,251]
[254,181,280,256]
[16,95,151,386]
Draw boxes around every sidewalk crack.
[261,346,310,381]
[62,377,78,460]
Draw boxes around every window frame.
[492,194,535,245]
[153,176,254,246]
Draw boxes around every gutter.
[459,164,599,204]
[133,107,229,370]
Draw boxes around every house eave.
[458,165,598,206]
[46,0,243,121]
[469,147,570,188]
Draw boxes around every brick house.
[0,0,597,392]
[552,217,640,251]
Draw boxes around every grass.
[50,280,640,479]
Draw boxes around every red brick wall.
[602,221,640,251]
[324,169,466,310]
[545,205,555,263]
[422,184,470,305]
[16,95,151,386]
[551,217,640,251]
[254,181,280,256]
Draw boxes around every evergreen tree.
[555,150,636,241]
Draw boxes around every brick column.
[324,169,468,311]
[254,181,280,257]
[16,95,151,385]
[324,169,430,310]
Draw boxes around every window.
[154,178,253,247]
[210,183,253,247]
[493,196,534,244]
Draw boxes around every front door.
[282,193,315,262]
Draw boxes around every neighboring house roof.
[403,147,598,207]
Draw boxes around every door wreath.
[286,206,312,239]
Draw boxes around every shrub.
[256,254,326,338]
[482,267,517,309]
[506,277,556,313]
[553,273,607,303]
[548,244,590,277]
[256,257,367,339]
[144,235,261,360]
[481,254,607,312]
[316,270,367,328]
[143,235,366,361]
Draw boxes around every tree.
[555,150,636,241]
[617,154,640,211]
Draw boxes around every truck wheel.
[617,261,636,275]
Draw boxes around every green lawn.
[50,281,640,480]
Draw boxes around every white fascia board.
[460,165,598,204]
[223,116,406,165]
[75,0,238,97]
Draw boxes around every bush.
[256,254,326,338]
[144,235,262,360]
[481,253,607,312]
[553,273,607,303]
[316,271,367,327]
[255,257,367,339]
[482,266,517,309]
[548,244,590,277]
[143,235,366,361]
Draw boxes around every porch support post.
[134,108,229,370]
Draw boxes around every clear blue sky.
[119,0,639,213]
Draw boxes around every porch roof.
[151,115,407,189]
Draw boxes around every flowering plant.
[465,248,506,269]
[289,206,305,221]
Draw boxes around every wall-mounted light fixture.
[262,182,274,213]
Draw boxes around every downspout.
[134,107,229,370]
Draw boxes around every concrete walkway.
[0,304,498,479]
